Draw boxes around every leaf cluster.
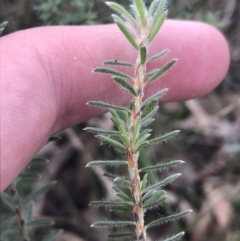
[0,155,62,241]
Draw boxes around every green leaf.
[19,172,41,179]
[112,186,132,202]
[0,21,8,36]
[146,210,192,229]
[147,130,180,145]
[104,60,134,67]
[97,135,125,150]
[132,117,141,143]
[86,160,127,167]
[106,2,136,27]
[27,201,34,222]
[142,190,157,202]
[142,88,168,106]
[110,206,132,212]
[141,117,155,127]
[108,232,136,239]
[142,99,158,119]
[93,67,133,79]
[27,218,55,227]
[140,173,148,191]
[112,76,137,96]
[0,192,15,210]
[162,232,185,241]
[148,0,159,16]
[0,216,16,233]
[116,20,139,50]
[143,174,181,193]
[42,230,64,241]
[143,190,166,209]
[90,199,132,208]
[148,49,169,62]
[84,127,120,135]
[91,220,135,228]
[114,177,133,188]
[141,106,159,125]
[104,172,119,179]
[88,101,130,113]
[133,0,147,27]
[31,157,49,165]
[153,0,166,24]
[48,136,61,141]
[149,11,168,42]
[23,181,57,204]
[140,47,147,65]
[146,59,177,85]
[140,160,185,172]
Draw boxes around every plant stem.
[9,183,30,241]
[127,31,148,241]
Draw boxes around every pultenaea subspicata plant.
[85,0,192,240]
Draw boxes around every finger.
[1,20,230,191]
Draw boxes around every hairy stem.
[127,30,148,241]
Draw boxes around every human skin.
[0,20,230,192]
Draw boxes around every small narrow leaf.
[48,136,61,142]
[27,201,34,222]
[140,160,185,172]
[106,2,136,26]
[91,220,135,228]
[31,157,49,165]
[0,21,8,36]
[142,99,158,119]
[140,47,147,65]
[110,206,132,212]
[84,127,120,135]
[142,88,168,106]
[88,101,130,113]
[114,177,133,188]
[27,218,55,227]
[146,210,192,229]
[94,67,133,79]
[148,130,180,145]
[148,0,159,16]
[108,232,136,239]
[132,117,141,143]
[104,60,133,67]
[153,0,166,24]
[142,190,156,202]
[86,160,127,167]
[97,135,125,150]
[104,172,118,179]
[143,190,166,209]
[112,186,132,202]
[141,173,148,191]
[162,232,185,241]
[0,192,15,210]
[0,216,16,233]
[143,173,182,193]
[148,49,169,62]
[141,106,159,124]
[19,172,41,179]
[149,11,168,42]
[141,117,155,127]
[113,76,137,96]
[23,181,57,204]
[42,230,64,241]
[146,59,177,85]
[90,200,132,207]
[134,0,147,27]
[116,21,139,50]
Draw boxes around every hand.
[1,20,230,192]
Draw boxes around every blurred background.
[1,0,240,241]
